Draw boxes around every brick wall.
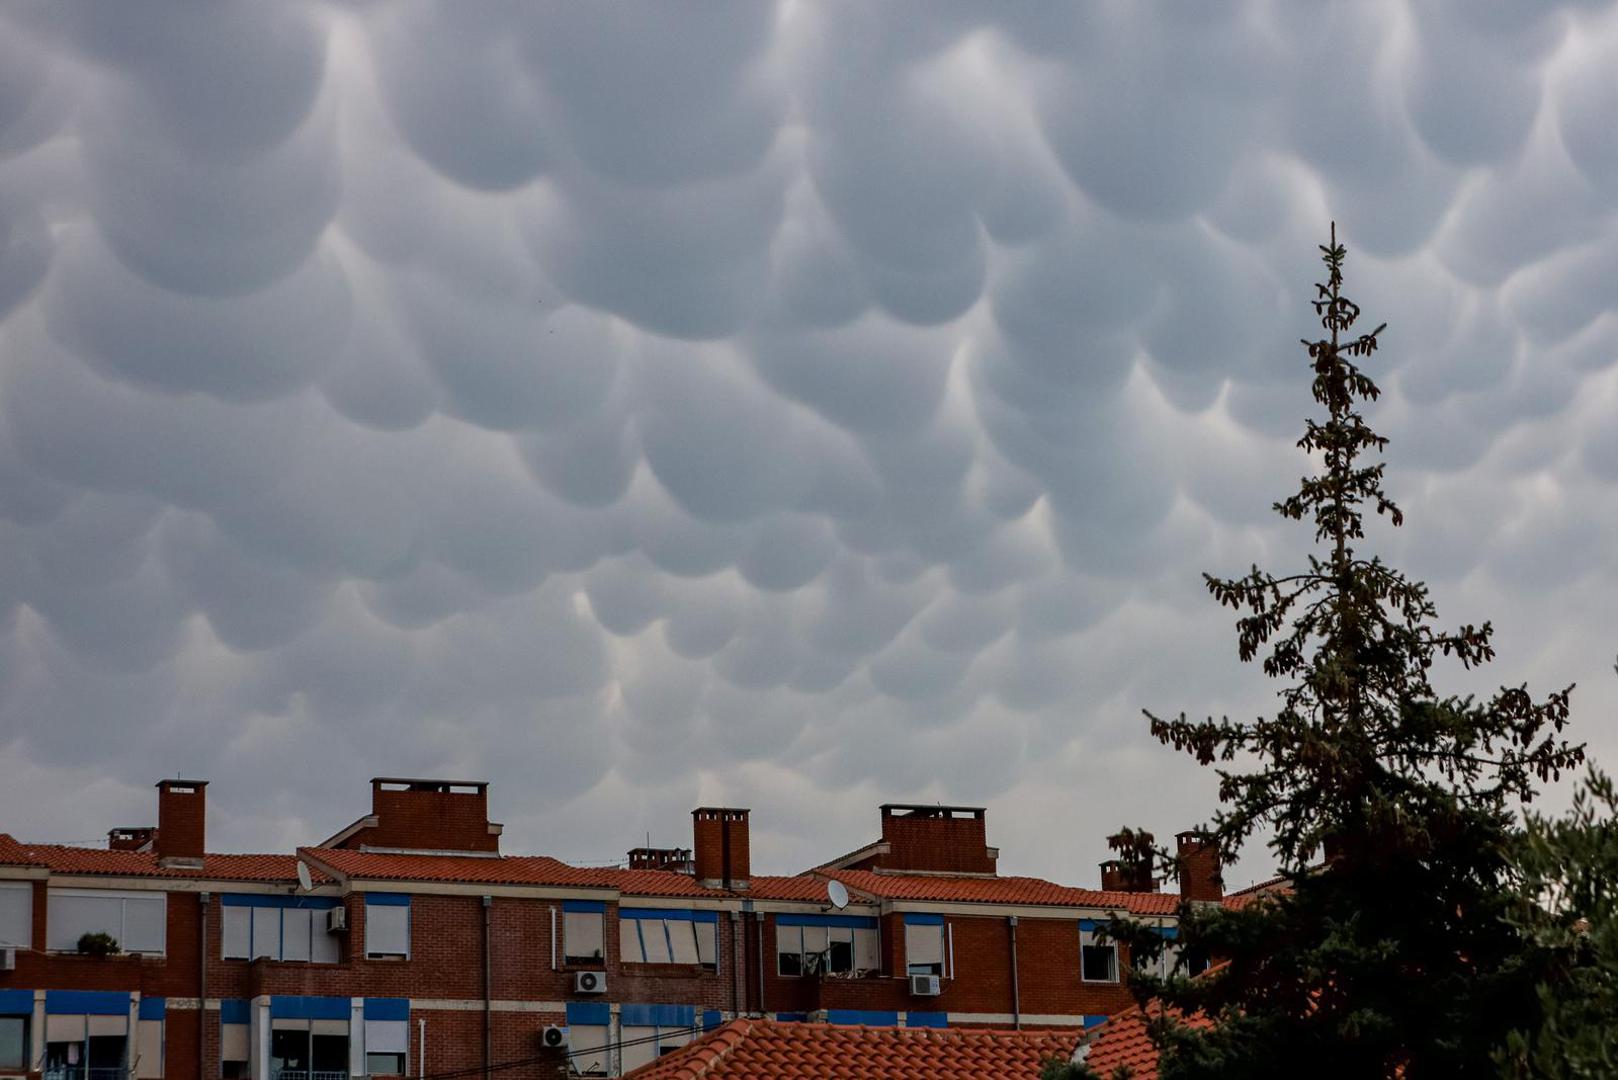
[337,781,499,854]
[877,808,996,875]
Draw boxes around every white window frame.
[47,888,167,955]
[1080,925,1119,984]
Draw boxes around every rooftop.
[622,1019,1079,1080]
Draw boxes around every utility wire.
[415,1023,707,1080]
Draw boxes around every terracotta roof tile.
[302,848,729,897]
[0,840,320,883]
[1079,1004,1213,1080]
[625,1019,1079,1080]
[823,870,1184,915]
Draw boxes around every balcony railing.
[273,1071,348,1080]
[45,1067,128,1080]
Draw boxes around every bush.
[77,931,120,957]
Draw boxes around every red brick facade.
[0,779,1219,1080]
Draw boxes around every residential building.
[0,779,1226,1080]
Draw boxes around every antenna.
[827,880,849,911]
[296,860,314,892]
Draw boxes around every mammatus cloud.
[0,1,1616,886]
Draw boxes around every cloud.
[0,0,1616,887]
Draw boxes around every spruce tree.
[1100,225,1586,1078]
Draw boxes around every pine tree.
[1104,225,1586,1078]
[1497,763,1618,1077]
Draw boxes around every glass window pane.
[775,925,802,976]
[827,927,853,974]
[695,921,717,967]
[0,1017,27,1071]
[564,912,603,963]
[368,1053,406,1076]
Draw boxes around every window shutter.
[641,920,671,964]
[568,1025,609,1075]
[668,921,699,965]
[222,907,250,959]
[220,1024,250,1063]
[905,924,942,969]
[619,1027,657,1074]
[364,1020,409,1054]
[694,921,717,967]
[618,918,643,964]
[563,911,603,962]
[251,908,280,960]
[135,1020,164,1079]
[366,902,410,957]
[281,909,312,962]
[311,918,340,964]
[0,885,29,948]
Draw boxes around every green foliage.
[76,930,119,957]
[1108,226,1586,1078]
[1497,768,1618,1077]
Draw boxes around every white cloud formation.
[0,0,1615,890]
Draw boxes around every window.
[368,1053,406,1076]
[47,889,166,954]
[365,896,410,959]
[565,1003,610,1076]
[618,1006,696,1075]
[222,897,340,963]
[1080,924,1118,983]
[904,918,945,977]
[562,902,605,964]
[0,1016,28,1072]
[776,916,880,977]
[0,884,30,948]
[618,910,718,969]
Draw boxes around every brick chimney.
[155,780,208,868]
[1099,858,1157,893]
[628,847,694,874]
[108,827,156,852]
[877,805,997,875]
[692,808,750,890]
[1176,832,1222,903]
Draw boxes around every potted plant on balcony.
[76,931,120,957]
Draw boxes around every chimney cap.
[880,803,985,820]
[372,777,488,792]
[692,806,749,818]
[156,779,208,790]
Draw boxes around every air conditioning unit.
[540,1026,566,1049]
[573,970,607,994]
[326,907,348,933]
[908,974,941,997]
[0,948,14,971]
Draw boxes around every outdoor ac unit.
[573,970,607,994]
[0,948,14,971]
[326,907,348,933]
[908,974,941,997]
[540,1026,566,1049]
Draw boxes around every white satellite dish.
[296,860,314,892]
[827,880,849,910]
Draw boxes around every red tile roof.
[301,848,729,897]
[823,870,1184,915]
[741,875,849,902]
[0,837,321,883]
[624,1019,1079,1080]
[1079,1004,1210,1080]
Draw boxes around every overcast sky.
[0,1,1615,890]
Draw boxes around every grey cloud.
[1,0,1617,886]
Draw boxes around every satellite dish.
[296,860,314,892]
[827,880,849,910]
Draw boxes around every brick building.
[0,779,1225,1080]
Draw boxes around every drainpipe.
[417,1018,426,1080]
[1008,916,1021,1031]
[482,896,492,1080]
[729,912,741,1019]
[199,893,210,1076]
[755,912,766,1018]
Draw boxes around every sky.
[0,0,1615,891]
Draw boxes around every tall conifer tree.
[1096,226,1586,1078]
